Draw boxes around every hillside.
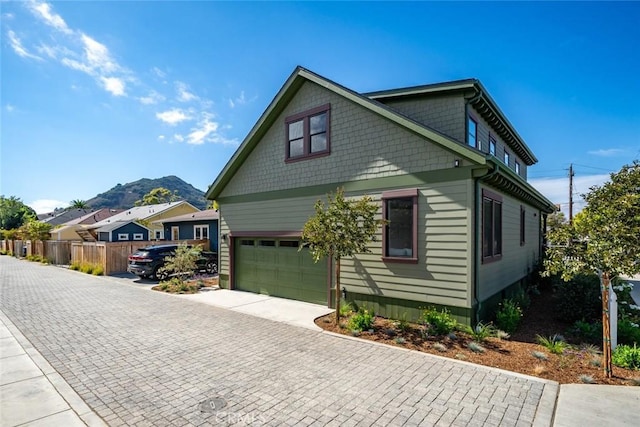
[86,176,208,210]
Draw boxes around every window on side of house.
[504,150,510,166]
[515,161,521,175]
[482,189,502,263]
[382,189,418,263]
[133,233,144,241]
[468,117,478,148]
[154,230,163,240]
[489,135,496,156]
[285,104,331,161]
[118,233,129,241]
[520,206,526,246]
[194,225,209,240]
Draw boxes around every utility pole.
[569,163,574,224]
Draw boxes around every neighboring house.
[95,221,150,242]
[206,66,555,325]
[50,208,123,240]
[41,208,101,226]
[153,209,219,252]
[75,201,200,241]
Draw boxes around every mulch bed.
[315,288,639,385]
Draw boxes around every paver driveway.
[0,257,556,426]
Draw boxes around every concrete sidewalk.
[553,384,640,426]
[0,311,106,427]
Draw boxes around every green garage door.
[235,238,328,305]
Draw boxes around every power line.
[572,163,615,172]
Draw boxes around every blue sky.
[1,1,638,214]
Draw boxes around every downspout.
[473,161,501,324]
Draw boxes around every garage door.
[234,238,328,305]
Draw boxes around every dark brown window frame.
[520,205,526,246]
[468,116,478,149]
[482,189,503,264]
[285,103,331,162]
[382,188,418,264]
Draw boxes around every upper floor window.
[285,104,331,161]
[489,136,496,156]
[468,117,478,148]
[504,150,510,166]
[482,189,502,263]
[515,161,521,175]
[382,189,418,263]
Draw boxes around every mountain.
[86,176,208,210]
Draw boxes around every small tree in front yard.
[161,243,202,279]
[19,219,53,241]
[544,161,640,377]
[301,188,383,325]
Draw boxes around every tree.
[135,187,180,206]
[301,188,383,325]
[544,161,640,377]
[161,243,202,280]
[69,199,89,209]
[0,196,36,230]
[19,219,53,241]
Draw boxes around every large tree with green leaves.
[544,161,640,377]
[301,188,383,325]
[0,196,36,230]
[19,219,53,241]
[135,187,180,206]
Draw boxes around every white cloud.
[187,118,219,145]
[228,90,256,108]
[173,134,184,142]
[158,135,165,141]
[29,1,73,34]
[6,104,16,112]
[176,81,198,102]
[152,67,166,79]
[28,199,68,214]
[155,109,191,125]
[138,90,164,105]
[80,33,119,73]
[530,173,610,216]
[588,148,626,157]
[100,77,126,96]
[7,30,42,60]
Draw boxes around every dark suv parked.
[127,244,218,280]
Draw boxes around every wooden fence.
[1,239,209,275]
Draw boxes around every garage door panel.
[235,238,327,305]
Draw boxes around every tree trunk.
[601,271,612,378]
[335,257,341,326]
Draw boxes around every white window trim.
[194,224,209,240]
[154,230,164,240]
[133,233,144,241]
[117,233,129,241]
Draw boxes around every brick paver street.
[1,257,556,426]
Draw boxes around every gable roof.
[87,201,198,229]
[366,79,537,165]
[95,221,150,233]
[63,208,123,226]
[206,66,488,200]
[41,208,95,226]
[152,209,218,225]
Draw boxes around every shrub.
[618,319,640,346]
[393,312,410,332]
[432,343,447,352]
[69,261,81,271]
[92,264,104,276]
[569,320,601,345]
[578,374,596,384]
[421,307,457,335]
[80,263,93,274]
[394,337,406,345]
[339,300,354,317]
[154,277,199,294]
[348,307,374,332]
[612,344,640,370]
[467,341,485,353]
[495,299,523,334]
[554,273,601,323]
[462,322,494,342]
[536,334,568,355]
[495,330,511,340]
[532,351,548,361]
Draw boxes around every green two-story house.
[206,67,555,324]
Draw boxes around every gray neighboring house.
[95,221,150,242]
[153,209,219,252]
[206,66,555,324]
